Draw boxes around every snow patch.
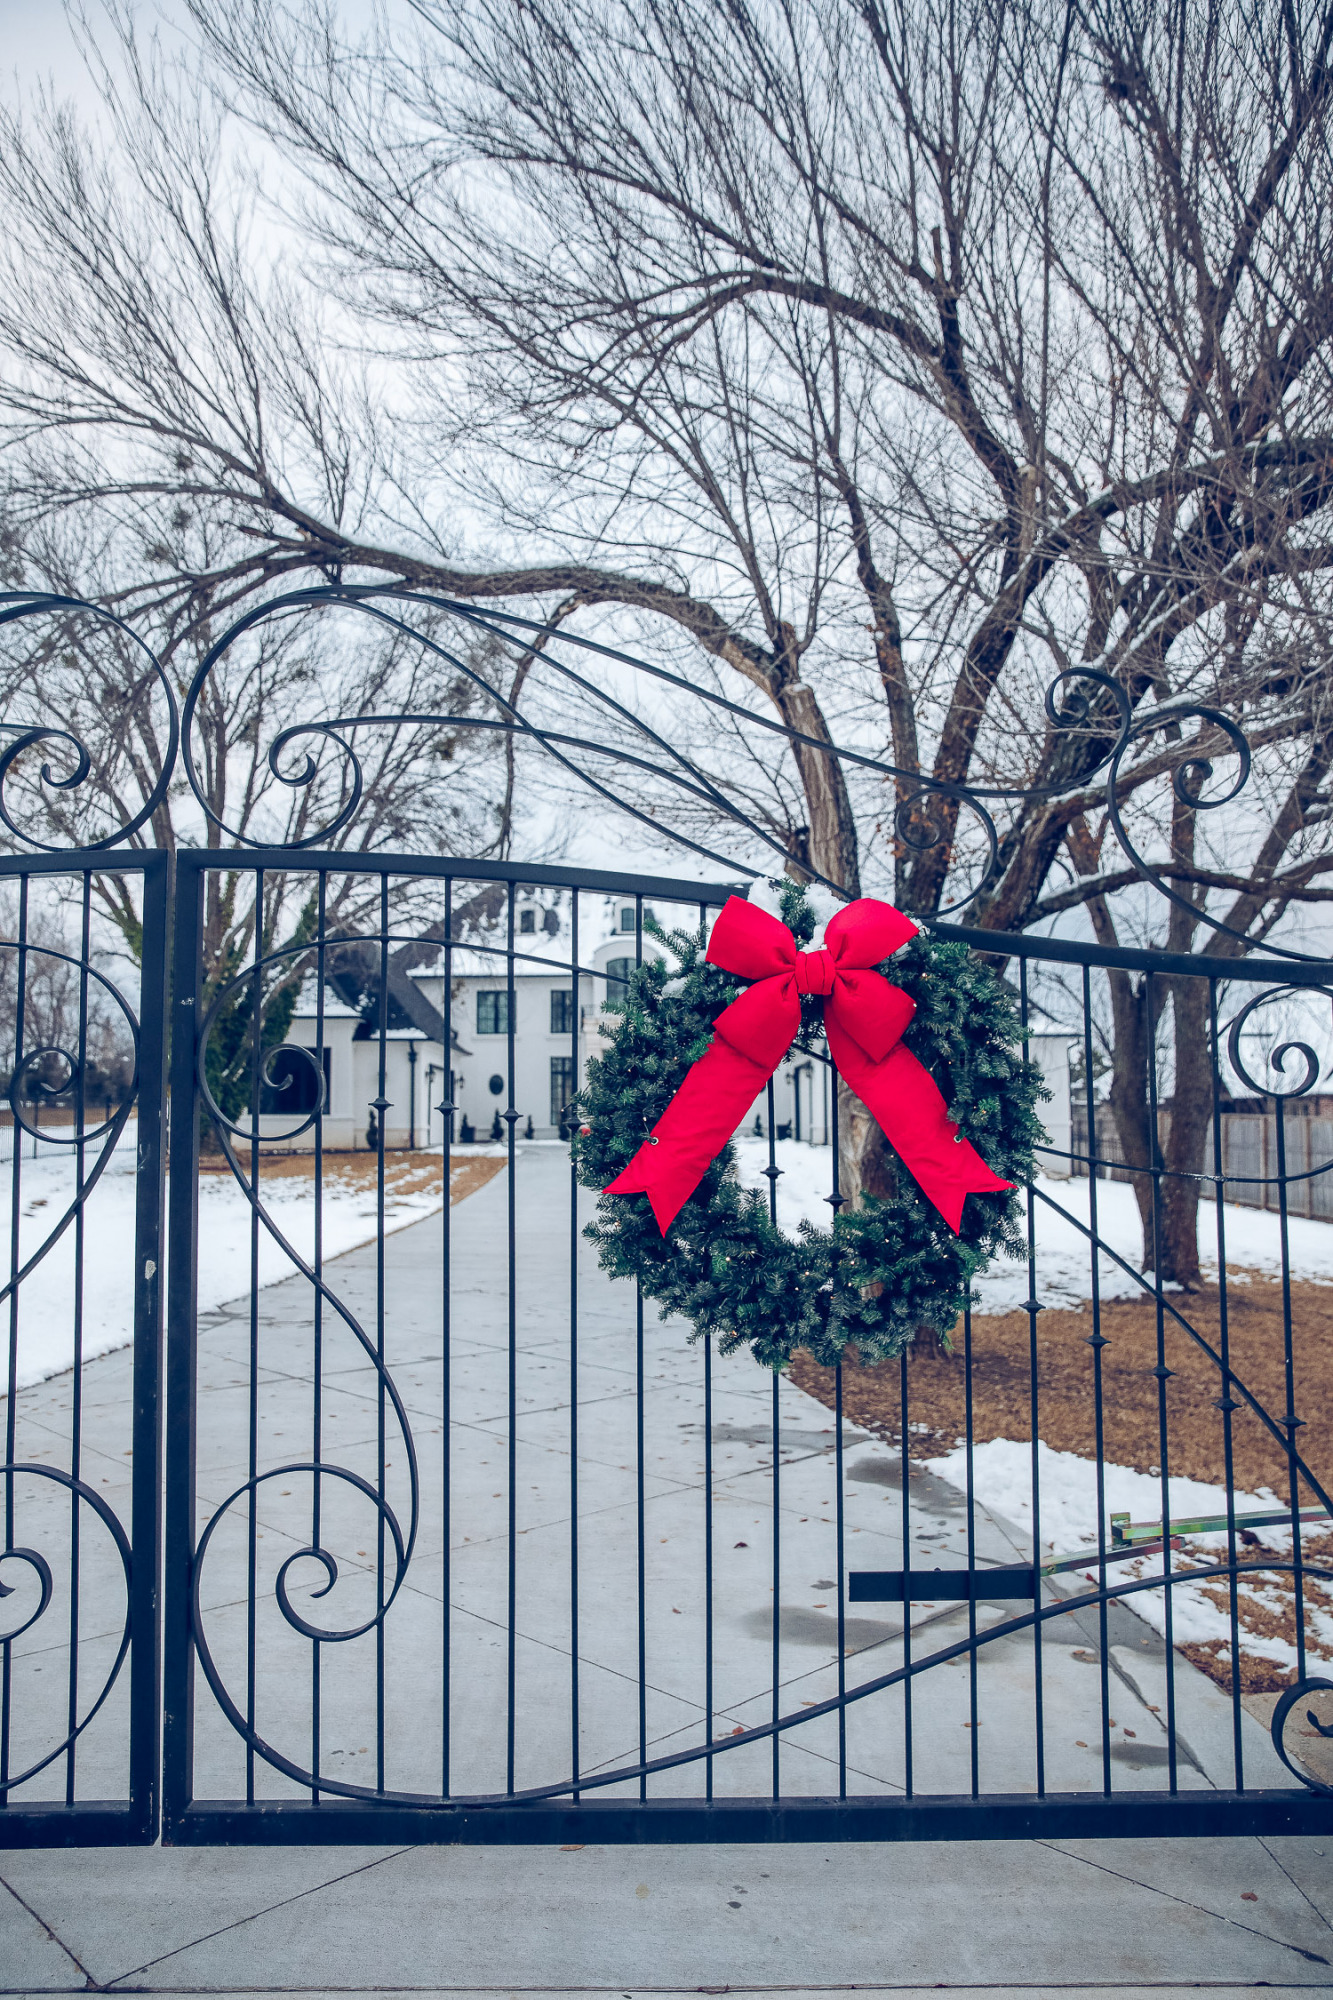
[926,1436,1330,1673]
[0,1136,500,1392]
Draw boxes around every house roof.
[288,979,361,1022]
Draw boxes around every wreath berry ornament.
[574,878,1047,1369]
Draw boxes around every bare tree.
[6,1,1333,1272]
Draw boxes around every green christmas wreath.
[573,879,1046,1369]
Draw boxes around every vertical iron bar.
[65,874,91,1802]
[635,892,646,1799]
[964,1305,978,1798]
[1019,957,1045,1796]
[245,870,263,1805]
[163,858,204,1835]
[3,874,27,1800]
[569,889,580,1800]
[835,1360,846,1800]
[1145,970,1177,1790]
[830,1068,847,1799]
[767,1077,780,1799]
[375,876,389,1793]
[1082,965,1112,1796]
[130,852,169,1840]
[702,891,715,1801]
[506,881,517,1793]
[1208,981,1244,1788]
[1275,1102,1306,1682]
[442,876,453,1797]
[311,870,326,1803]
[899,1343,911,1798]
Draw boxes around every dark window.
[477,990,511,1034]
[488,1072,505,1096]
[605,956,634,997]
[550,1056,575,1130]
[519,908,536,934]
[550,989,573,1035]
[619,906,635,932]
[259,1045,330,1115]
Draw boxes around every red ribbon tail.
[825,1025,1012,1233]
[605,1035,775,1234]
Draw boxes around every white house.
[256,887,835,1153]
[257,889,1073,1164]
[1025,1033,1076,1177]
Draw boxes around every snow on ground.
[924,1434,1332,1675]
[732,1137,1333,1310]
[0,1131,507,1393]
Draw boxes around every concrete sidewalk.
[2,1831,1332,1993]
[6,1146,1295,1807]
[5,1148,1331,1994]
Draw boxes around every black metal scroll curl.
[0,1463,133,1795]
[6,1041,125,1148]
[191,951,423,1789]
[1225,984,1333,1102]
[1103,700,1285,954]
[256,720,365,852]
[891,782,999,917]
[0,947,140,1318]
[1270,1677,1333,1793]
[0,592,179,851]
[188,1464,413,1794]
[0,1544,53,1643]
[178,586,1150,917]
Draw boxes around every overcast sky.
[1,1,95,93]
[0,2,386,108]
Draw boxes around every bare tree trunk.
[837,1081,901,1210]
[1102,967,1160,1271]
[1101,973,1211,1288]
[1156,977,1212,1288]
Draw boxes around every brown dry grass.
[198,1147,507,1207]
[789,1275,1331,1499]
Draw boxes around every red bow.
[604,894,1012,1235]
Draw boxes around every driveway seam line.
[1033,1836,1331,1965]
[101,1848,418,1989]
[0,1868,97,1987]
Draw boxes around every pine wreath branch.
[574,889,1046,1370]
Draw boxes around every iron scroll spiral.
[0,580,1310,953]
[0,591,179,850]
[1225,985,1333,1102]
[0,1464,134,1795]
[0,946,140,1314]
[173,582,1154,918]
[1270,1678,1333,1793]
[186,947,421,1791]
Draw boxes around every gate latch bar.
[849,1568,1035,1602]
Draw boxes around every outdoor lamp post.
[408,1039,418,1150]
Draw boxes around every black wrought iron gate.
[4,842,1333,1846]
[0,848,167,1845]
[2,583,1333,1846]
[150,853,1333,1844]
